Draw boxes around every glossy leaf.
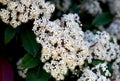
[20,29,41,57]
[92,12,112,26]
[4,26,16,44]
[26,68,50,81]
[0,58,14,81]
[20,53,40,69]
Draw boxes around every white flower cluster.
[79,0,120,40]
[84,30,120,81]
[52,0,71,12]
[33,13,89,80]
[99,18,120,40]
[0,0,119,80]
[102,18,120,40]
[16,59,28,78]
[108,0,120,17]
[0,0,55,28]
[77,62,111,81]
[95,0,120,40]
[0,0,10,5]
[80,0,102,16]
[80,0,120,17]
[85,30,120,62]
[112,53,120,81]
[33,11,120,80]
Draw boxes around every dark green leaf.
[92,12,112,26]
[20,29,41,57]
[26,68,50,81]
[71,4,79,13]
[4,26,16,44]
[107,62,113,74]
[20,53,40,69]
[92,59,104,66]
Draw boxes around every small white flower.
[7,1,19,11]
[17,59,28,78]
[0,9,10,24]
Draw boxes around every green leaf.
[4,26,16,44]
[20,53,40,69]
[92,59,104,66]
[71,4,79,13]
[92,12,113,26]
[107,62,113,74]
[26,68,50,81]
[20,29,41,57]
